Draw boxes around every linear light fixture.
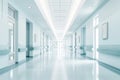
[62,0,86,39]
[34,0,58,39]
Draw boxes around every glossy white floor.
[0,49,120,80]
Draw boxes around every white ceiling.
[48,0,72,30]
[9,0,109,39]
[9,0,54,37]
[69,0,109,33]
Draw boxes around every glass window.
[8,7,16,19]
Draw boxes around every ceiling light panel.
[62,0,86,38]
[34,0,58,39]
[48,0,73,30]
[34,0,85,40]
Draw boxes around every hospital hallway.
[0,46,120,80]
[0,0,120,79]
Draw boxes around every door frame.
[8,4,18,64]
[80,27,86,55]
[93,26,99,60]
[93,15,99,60]
[26,20,33,58]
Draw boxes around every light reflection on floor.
[0,41,120,80]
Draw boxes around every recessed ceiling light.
[28,6,32,9]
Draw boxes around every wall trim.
[85,45,93,52]
[0,49,9,55]
[98,45,120,56]
[86,56,120,75]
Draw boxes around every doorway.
[80,27,86,55]
[74,32,77,56]
[26,21,33,58]
[8,5,18,63]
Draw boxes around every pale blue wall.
[9,0,44,61]
[98,0,120,69]
[99,0,120,45]
[0,0,46,69]
[86,0,120,68]
[0,0,10,69]
[0,0,9,50]
[76,0,120,69]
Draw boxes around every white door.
[8,21,15,62]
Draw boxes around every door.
[43,32,45,54]
[8,21,15,62]
[26,21,33,58]
[8,5,18,64]
[80,27,86,55]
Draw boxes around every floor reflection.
[0,41,120,80]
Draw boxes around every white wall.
[17,12,26,62]
[33,24,41,56]
[0,0,46,69]
[10,1,45,60]
[98,0,120,69]
[99,0,120,45]
[85,22,93,46]
[76,0,120,69]
[0,0,10,69]
[0,0,9,49]
[18,13,26,48]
